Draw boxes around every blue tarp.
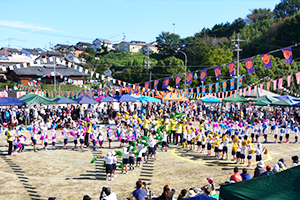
[54,97,77,104]
[130,95,161,103]
[276,95,300,102]
[94,96,118,102]
[152,194,215,200]
[201,96,221,103]
[114,95,138,102]
[73,96,98,104]
[0,97,24,106]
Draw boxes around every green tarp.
[220,165,300,200]
[270,99,295,106]
[252,95,279,103]
[251,100,270,106]
[223,94,249,103]
[18,94,55,104]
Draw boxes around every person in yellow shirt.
[176,121,183,145]
[143,118,150,137]
[170,119,177,144]
[7,126,13,155]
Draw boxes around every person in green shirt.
[7,126,13,155]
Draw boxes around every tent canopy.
[0,97,24,106]
[247,88,280,97]
[54,97,77,104]
[270,99,295,106]
[201,96,221,103]
[130,95,161,103]
[251,100,271,106]
[154,92,189,102]
[223,94,249,103]
[94,96,118,102]
[114,95,139,102]
[252,95,279,103]
[73,96,98,104]
[276,95,300,102]
[19,94,55,104]
[220,165,300,200]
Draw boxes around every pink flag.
[273,79,277,90]
[225,91,228,98]
[239,88,242,96]
[234,90,237,98]
[266,82,271,91]
[248,87,251,96]
[243,88,247,97]
[278,78,283,89]
[230,91,232,98]
[287,75,292,87]
[260,83,263,93]
[254,85,257,95]
[296,72,300,84]
[218,93,220,99]
[222,92,224,99]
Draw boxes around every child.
[294,125,298,143]
[51,126,56,150]
[121,147,129,174]
[111,151,118,178]
[97,126,104,149]
[285,124,290,143]
[231,141,238,161]
[73,131,78,150]
[44,131,49,150]
[240,141,247,165]
[97,152,114,181]
[279,128,284,144]
[207,134,212,156]
[120,128,126,147]
[201,135,206,153]
[18,133,25,152]
[255,143,263,162]
[13,135,18,156]
[128,145,136,171]
[274,123,278,143]
[32,125,38,152]
[161,131,168,152]
[78,126,85,149]
[247,142,254,167]
[63,126,69,149]
[148,132,157,160]
[196,135,201,152]
[107,126,113,148]
[221,135,229,160]
[250,126,255,143]
[263,123,268,143]
[91,128,97,151]
[182,128,187,148]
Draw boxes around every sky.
[0,0,281,49]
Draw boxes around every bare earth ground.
[0,125,300,200]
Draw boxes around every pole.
[54,55,56,91]
[232,33,244,91]
[150,71,152,90]
[177,50,187,91]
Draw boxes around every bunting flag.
[243,88,247,97]
[296,72,300,84]
[230,90,233,98]
[186,72,193,85]
[239,88,242,96]
[244,57,255,73]
[196,87,200,96]
[207,84,212,94]
[185,89,189,97]
[282,47,293,64]
[202,85,206,96]
[238,76,243,88]
[273,79,277,90]
[144,82,149,92]
[128,85,132,95]
[234,90,237,98]
[254,85,257,95]
[228,62,236,76]
[218,93,220,99]
[266,81,271,91]
[104,88,109,96]
[278,78,283,89]
[200,69,207,83]
[248,86,251,96]
[261,53,272,69]
[194,72,198,80]
[175,75,181,87]
[162,78,170,89]
[222,92,224,99]
[222,81,227,92]
[260,83,264,93]
[134,83,140,93]
[230,78,235,90]
[287,75,292,87]
[225,91,228,98]
[215,82,219,93]
[154,80,159,90]
[119,86,123,96]
[190,88,194,97]
[214,66,221,80]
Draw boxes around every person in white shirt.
[122,147,129,174]
[291,156,299,167]
[221,135,229,160]
[148,132,157,160]
[100,186,117,200]
[107,127,113,148]
[51,128,56,150]
[63,126,69,149]
[274,123,279,143]
[161,131,168,152]
[97,126,104,149]
[294,126,299,143]
[97,152,114,181]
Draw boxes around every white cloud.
[0,20,55,31]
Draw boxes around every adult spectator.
[83,195,91,200]
[230,167,243,183]
[240,168,251,181]
[100,187,117,200]
[177,189,187,200]
[132,180,149,200]
[254,161,266,177]
[262,165,273,176]
[291,156,299,167]
[7,126,13,155]
[272,158,287,173]
[159,185,175,200]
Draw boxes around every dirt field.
[0,126,300,200]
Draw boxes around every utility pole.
[232,33,244,90]
[145,47,151,89]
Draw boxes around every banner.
[234,90,237,98]
[287,75,292,87]
[144,82,149,92]
[208,84,213,93]
[200,69,207,82]
[202,85,206,96]
[215,82,219,93]
[296,72,300,84]
[273,79,277,90]
[134,83,140,93]
[228,62,236,76]
[186,72,193,85]
[239,88,242,96]
[248,87,251,96]
[243,88,247,97]
[196,87,200,96]
[230,90,233,98]
[119,86,123,96]
[260,83,264,93]
[154,80,159,90]
[214,66,221,80]
[282,47,293,64]
[278,78,283,89]
[175,75,181,87]
[238,76,243,88]
[244,57,255,73]
[162,77,169,89]
[261,53,272,69]
[222,81,227,92]
[230,78,235,90]
[266,81,271,91]
[254,85,257,95]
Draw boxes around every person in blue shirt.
[240,168,251,181]
[132,180,149,200]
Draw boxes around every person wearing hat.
[272,158,287,173]
[291,156,299,167]
[262,165,273,176]
[97,152,114,181]
[254,161,266,178]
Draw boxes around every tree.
[246,8,274,23]
[273,0,300,19]
[156,31,181,57]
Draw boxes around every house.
[75,42,91,50]
[54,44,70,52]
[0,48,37,65]
[7,65,88,86]
[0,47,21,55]
[115,41,158,53]
[34,51,62,65]
[90,38,114,52]
[22,48,40,56]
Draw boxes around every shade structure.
[201,96,221,103]
[251,100,271,106]
[276,95,300,102]
[0,97,24,106]
[94,96,118,102]
[114,95,139,102]
[19,94,55,104]
[154,92,189,102]
[175,194,215,200]
[270,99,296,106]
[220,165,300,200]
[252,95,279,103]
[73,96,98,104]
[138,96,161,103]
[54,97,77,104]
[223,94,249,103]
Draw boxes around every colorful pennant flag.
[244,57,255,73]
[222,81,227,92]
[230,78,235,90]
[282,47,293,64]
[215,82,219,93]
[202,85,206,96]
[162,78,170,89]
[266,81,271,91]
[261,53,272,69]
[154,80,159,90]
[278,78,283,89]
[208,84,213,93]
[287,75,292,87]
[273,79,277,90]
[134,83,139,93]
[175,75,181,87]
[260,83,264,93]
[186,72,193,85]
[238,76,243,88]
[254,85,257,95]
[295,72,300,84]
[144,82,149,92]
[228,62,235,76]
[214,66,221,80]
[200,69,207,83]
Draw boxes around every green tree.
[246,8,274,23]
[156,31,181,57]
[274,0,300,19]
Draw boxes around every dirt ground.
[0,125,300,200]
